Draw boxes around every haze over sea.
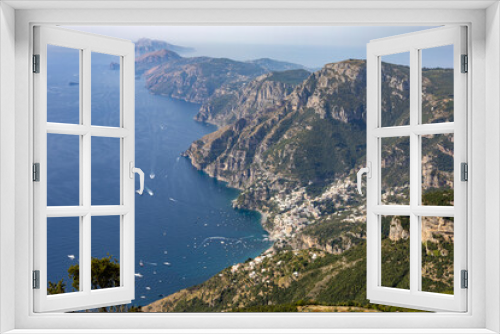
[46,48,272,307]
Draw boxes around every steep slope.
[135,47,309,105]
[195,69,311,126]
[135,49,182,75]
[142,238,439,312]
[184,59,368,196]
[143,57,268,104]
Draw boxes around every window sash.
[33,26,136,313]
[366,26,468,312]
[7,6,490,331]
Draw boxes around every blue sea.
[46,46,272,307]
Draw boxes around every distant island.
[135,37,195,56]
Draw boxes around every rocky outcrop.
[195,70,310,126]
[388,217,409,242]
[422,217,454,244]
[293,233,356,255]
[135,49,181,74]
[143,58,267,104]
[288,60,367,122]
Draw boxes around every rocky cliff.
[135,49,181,75]
[144,58,268,103]
[136,49,308,105]
[195,69,310,126]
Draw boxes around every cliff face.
[136,48,308,105]
[144,58,268,104]
[288,60,367,122]
[195,70,310,126]
[135,49,182,75]
[184,60,368,188]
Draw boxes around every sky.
[66,26,452,69]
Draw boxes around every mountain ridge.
[138,55,455,312]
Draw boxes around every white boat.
[134,273,143,278]
[67,255,75,260]
[163,262,171,266]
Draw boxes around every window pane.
[421,45,454,124]
[91,216,121,290]
[421,216,454,294]
[91,137,120,205]
[381,216,410,290]
[381,52,410,127]
[47,45,80,124]
[91,52,121,127]
[421,133,454,206]
[47,134,79,206]
[381,137,410,205]
[47,217,80,294]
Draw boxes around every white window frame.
[366,26,467,312]
[33,26,136,312]
[0,1,499,333]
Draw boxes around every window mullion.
[82,47,92,294]
[409,47,420,295]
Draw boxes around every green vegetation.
[47,278,66,295]
[421,68,453,123]
[422,189,454,206]
[144,241,429,313]
[291,111,366,196]
[48,255,142,312]
[204,94,238,117]
[264,69,311,85]
[380,62,410,127]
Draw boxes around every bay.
[46,49,272,307]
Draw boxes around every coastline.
[140,141,277,310]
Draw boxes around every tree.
[68,254,120,291]
[47,255,141,312]
[47,278,66,295]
